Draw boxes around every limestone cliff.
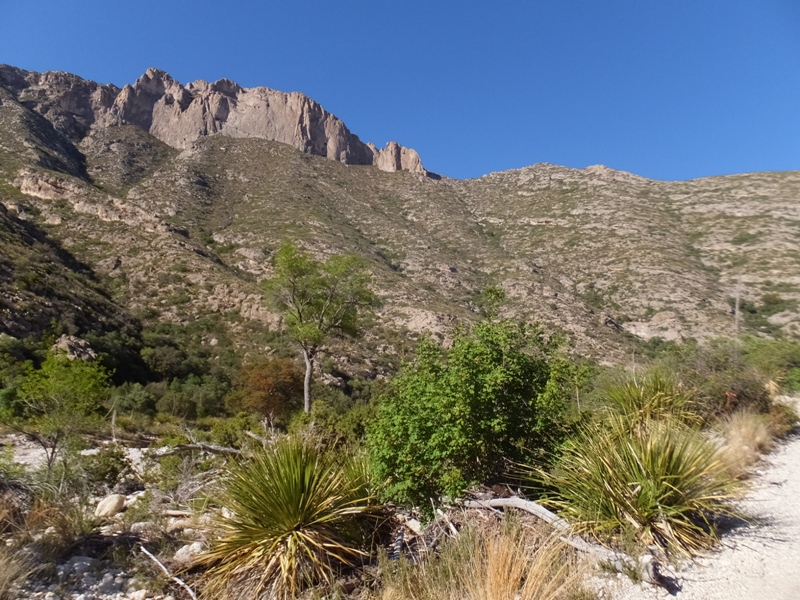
[0,65,427,175]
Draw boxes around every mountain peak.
[0,65,428,175]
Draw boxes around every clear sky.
[2,1,799,181]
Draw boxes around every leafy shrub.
[79,443,134,494]
[112,382,156,416]
[368,318,575,509]
[200,438,384,599]
[529,417,741,556]
[1,354,110,476]
[655,339,773,419]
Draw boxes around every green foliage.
[111,382,156,416]
[200,438,384,599]
[528,416,741,556]
[154,375,230,420]
[265,242,377,348]
[1,354,110,474]
[78,443,134,494]
[368,318,574,509]
[729,293,798,336]
[264,241,377,412]
[652,339,774,419]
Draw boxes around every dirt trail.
[607,404,800,600]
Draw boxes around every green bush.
[1,354,110,476]
[79,443,134,493]
[200,438,384,599]
[368,318,575,509]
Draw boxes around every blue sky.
[2,1,799,180]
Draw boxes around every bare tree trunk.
[302,346,314,413]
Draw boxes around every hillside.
[1,65,798,373]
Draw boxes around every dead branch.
[461,497,570,530]
[156,443,240,457]
[140,545,198,600]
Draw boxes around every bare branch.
[140,545,198,600]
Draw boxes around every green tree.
[367,318,574,509]
[0,353,111,475]
[264,242,377,413]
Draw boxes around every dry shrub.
[380,520,588,600]
[718,411,774,478]
[720,401,798,478]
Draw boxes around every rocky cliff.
[0,65,427,175]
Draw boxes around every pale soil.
[601,404,800,600]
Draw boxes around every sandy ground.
[603,408,800,600]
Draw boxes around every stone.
[130,521,157,535]
[128,591,148,600]
[94,494,126,518]
[172,541,204,565]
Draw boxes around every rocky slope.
[0,64,798,367]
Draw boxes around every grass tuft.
[380,520,588,600]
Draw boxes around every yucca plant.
[527,416,742,557]
[601,370,700,425]
[200,438,384,599]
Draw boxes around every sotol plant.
[527,416,742,556]
[200,438,384,599]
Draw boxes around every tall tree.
[264,242,377,413]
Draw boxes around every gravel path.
[606,414,800,600]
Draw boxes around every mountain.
[0,65,426,175]
[0,65,798,373]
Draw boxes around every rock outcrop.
[0,65,428,175]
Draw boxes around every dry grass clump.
[0,545,33,599]
[718,411,775,478]
[380,520,590,600]
[718,401,798,478]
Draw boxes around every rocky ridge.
[0,65,426,175]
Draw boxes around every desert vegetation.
[0,240,798,599]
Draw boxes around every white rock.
[128,590,148,600]
[172,541,204,565]
[95,494,126,518]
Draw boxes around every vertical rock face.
[0,65,428,175]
